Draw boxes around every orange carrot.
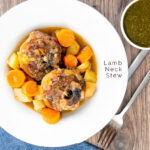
[63,54,78,68]
[41,108,60,124]
[7,70,26,88]
[77,46,93,63]
[22,81,38,96]
[57,29,75,47]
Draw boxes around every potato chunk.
[67,41,80,55]
[14,88,32,102]
[84,70,97,83]
[77,61,90,73]
[7,53,19,69]
[34,86,43,100]
[85,82,96,98]
[33,100,46,111]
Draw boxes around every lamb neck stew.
[6,27,97,124]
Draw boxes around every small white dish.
[120,0,150,50]
[0,0,128,147]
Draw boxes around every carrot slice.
[7,70,26,88]
[22,81,38,96]
[63,54,78,68]
[57,29,75,47]
[77,46,93,63]
[41,108,60,124]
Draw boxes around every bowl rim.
[0,0,128,147]
[120,0,150,51]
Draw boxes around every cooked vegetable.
[22,81,38,96]
[7,70,26,88]
[56,29,75,47]
[33,100,46,111]
[14,88,32,102]
[77,61,90,73]
[55,30,59,37]
[20,41,27,50]
[67,41,80,55]
[77,46,93,63]
[85,82,96,98]
[7,53,19,69]
[84,70,97,83]
[41,108,61,124]
[34,86,43,101]
[63,54,78,68]
[87,63,91,70]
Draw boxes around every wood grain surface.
[0,0,150,150]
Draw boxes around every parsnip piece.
[34,86,43,100]
[67,41,80,55]
[14,88,32,102]
[77,61,90,73]
[84,70,97,83]
[33,100,46,111]
[85,82,96,98]
[7,53,19,69]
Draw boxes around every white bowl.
[0,0,128,147]
[120,0,150,50]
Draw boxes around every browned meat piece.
[18,31,62,81]
[41,69,85,111]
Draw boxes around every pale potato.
[85,82,96,98]
[77,61,90,73]
[34,86,43,100]
[67,41,80,55]
[33,100,46,111]
[7,53,19,69]
[87,63,91,70]
[55,30,60,37]
[14,88,32,102]
[84,70,97,83]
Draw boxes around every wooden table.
[0,0,150,150]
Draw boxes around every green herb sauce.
[123,0,150,47]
